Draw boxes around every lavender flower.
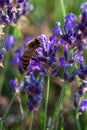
[73,2,87,52]
[52,13,77,46]
[50,2,87,114]
[23,34,74,78]
[51,3,87,82]
[79,99,87,113]
[11,46,24,74]
[75,64,87,80]
[24,2,87,81]
[17,0,33,17]
[70,63,87,112]
[22,34,59,76]
[51,14,79,80]
[24,72,44,111]
[9,78,18,91]
[4,35,16,51]
[9,78,24,93]
[38,34,58,66]
[51,3,87,63]
[0,0,33,26]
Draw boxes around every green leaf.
[13,25,22,38]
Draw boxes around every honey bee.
[22,38,41,70]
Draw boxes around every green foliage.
[13,26,22,38]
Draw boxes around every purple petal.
[79,99,87,112]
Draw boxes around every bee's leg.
[33,50,38,56]
[31,56,38,62]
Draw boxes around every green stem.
[18,97,24,120]
[44,75,50,130]
[4,95,16,118]
[60,0,66,17]
[1,25,10,47]
[29,111,34,130]
[0,26,10,95]
[0,53,10,95]
[52,83,67,130]
[55,119,59,130]
[18,96,24,130]
[75,110,81,130]
[0,94,16,129]
[54,84,66,119]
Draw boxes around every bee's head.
[27,38,41,49]
[34,38,41,47]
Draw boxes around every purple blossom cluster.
[24,72,44,111]
[0,0,33,26]
[72,63,87,113]
[27,34,58,75]
[11,46,24,74]
[4,34,16,51]
[0,34,16,68]
[51,2,87,113]
[9,78,24,93]
[9,2,87,112]
[9,72,44,111]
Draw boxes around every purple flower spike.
[9,79,18,91]
[79,99,87,112]
[24,72,44,111]
[9,78,24,93]
[0,0,33,25]
[64,13,77,32]
[11,46,23,74]
[4,35,16,51]
[52,22,62,36]
[25,34,59,75]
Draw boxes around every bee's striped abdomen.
[22,49,32,70]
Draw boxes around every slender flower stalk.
[0,53,10,94]
[3,94,16,118]
[18,97,24,120]
[75,110,81,130]
[49,83,67,130]
[0,26,10,95]
[18,96,24,130]
[55,119,59,130]
[3,26,10,46]
[60,0,66,17]
[52,64,76,129]
[29,111,34,130]
[44,75,50,130]
[0,94,16,129]
[53,83,66,123]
